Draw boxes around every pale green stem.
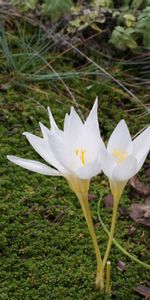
[77,191,104,290]
[106,261,111,296]
[103,180,125,269]
[103,196,119,268]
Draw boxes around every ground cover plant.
[0,1,150,299]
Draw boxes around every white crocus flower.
[102,119,150,200]
[7,98,105,290]
[7,99,104,190]
[102,119,150,268]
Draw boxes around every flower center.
[112,148,128,164]
[75,148,86,165]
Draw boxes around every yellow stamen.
[112,148,128,163]
[81,149,86,165]
[75,148,79,156]
[75,148,86,165]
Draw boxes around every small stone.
[104,194,114,208]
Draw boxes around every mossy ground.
[0,23,150,299]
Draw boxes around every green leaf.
[143,31,150,47]
[92,0,113,8]
[136,6,150,29]
[91,23,102,32]
[42,0,72,20]
[10,0,37,12]
[131,0,144,10]
[123,13,136,27]
[136,6,150,46]
[110,26,137,50]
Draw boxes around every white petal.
[39,122,50,139]
[47,107,63,137]
[63,107,84,159]
[62,100,103,171]
[77,98,105,162]
[84,97,98,128]
[102,151,117,179]
[47,107,58,131]
[74,129,105,167]
[107,120,132,154]
[84,98,100,137]
[64,106,83,140]
[133,126,150,163]
[75,160,102,179]
[63,113,69,132]
[23,132,65,173]
[136,154,149,174]
[70,106,83,125]
[48,132,71,172]
[112,155,137,182]
[7,156,61,176]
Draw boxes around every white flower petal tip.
[69,106,83,124]
[22,132,28,136]
[107,119,132,154]
[47,106,58,131]
[7,155,13,161]
[39,122,50,139]
[84,98,99,130]
[70,106,75,113]
[88,98,98,119]
[39,121,44,128]
[116,119,128,131]
[7,155,61,176]
[87,97,98,116]
[93,97,98,107]
[22,132,35,138]
[118,119,125,125]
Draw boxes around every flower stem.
[78,192,104,290]
[106,261,111,296]
[103,197,119,268]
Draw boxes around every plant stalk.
[103,196,119,268]
[106,261,111,296]
[77,191,104,290]
[103,180,125,268]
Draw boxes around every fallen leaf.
[103,194,113,208]
[117,260,126,272]
[130,176,150,196]
[129,199,150,227]
[134,282,150,298]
